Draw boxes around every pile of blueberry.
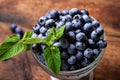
[10,24,24,39]
[32,8,107,71]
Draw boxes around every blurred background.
[0,0,120,80]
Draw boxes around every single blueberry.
[45,29,51,36]
[93,49,100,56]
[59,38,69,48]
[76,32,87,42]
[68,31,76,41]
[61,60,70,71]
[75,42,86,50]
[31,33,38,38]
[65,22,73,31]
[72,19,82,29]
[38,16,47,26]
[82,15,91,23]
[56,21,64,29]
[96,26,104,37]
[73,14,82,20]
[74,29,82,34]
[10,24,17,33]
[39,27,47,35]
[33,24,41,34]
[80,9,89,15]
[61,51,69,59]
[65,15,72,22]
[83,23,93,34]
[76,51,83,60]
[67,44,76,55]
[81,57,90,67]
[92,20,100,28]
[69,8,80,16]
[88,39,96,48]
[61,10,69,16]
[67,56,76,65]
[45,19,55,28]
[84,48,94,58]
[97,39,107,48]
[15,27,24,35]
[91,30,99,42]
[49,10,59,19]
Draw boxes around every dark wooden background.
[0,0,120,80]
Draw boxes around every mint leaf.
[56,25,65,39]
[43,46,61,74]
[0,35,20,55]
[23,31,33,39]
[22,38,45,44]
[0,42,25,60]
[50,27,56,36]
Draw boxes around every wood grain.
[0,0,120,80]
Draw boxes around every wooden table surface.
[0,0,120,80]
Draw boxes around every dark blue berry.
[38,16,47,26]
[61,51,69,59]
[96,26,104,37]
[72,19,82,29]
[80,9,89,15]
[56,21,64,29]
[92,20,100,28]
[84,48,94,58]
[61,61,70,71]
[45,29,51,36]
[45,19,55,28]
[65,22,73,31]
[74,29,82,34]
[81,57,90,67]
[76,51,83,60]
[15,27,24,35]
[49,10,59,19]
[82,15,91,23]
[88,39,96,48]
[68,31,76,41]
[61,10,69,16]
[39,27,47,35]
[33,24,41,34]
[76,32,87,42]
[97,39,107,48]
[91,30,99,42]
[67,56,76,65]
[73,14,82,20]
[68,47,76,55]
[59,38,69,48]
[83,23,93,34]
[65,15,72,22]
[93,49,100,56]
[75,42,86,50]
[69,8,80,16]
[10,24,17,33]
[61,16,68,23]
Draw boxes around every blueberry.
[65,15,72,22]
[96,26,104,37]
[74,29,82,34]
[61,51,69,59]
[97,39,107,48]
[38,16,47,26]
[39,27,47,35]
[70,65,77,71]
[65,22,73,31]
[72,19,82,29]
[80,9,89,15]
[61,10,69,16]
[61,61,70,71]
[73,14,82,20]
[56,21,64,29]
[84,48,94,58]
[88,39,96,48]
[32,44,42,53]
[45,29,51,36]
[91,30,99,42]
[49,10,59,19]
[69,8,80,16]
[38,34,43,38]
[33,24,41,34]
[45,19,55,28]
[68,47,76,55]
[75,42,86,50]
[76,32,87,42]
[53,42,61,48]
[93,49,100,56]
[15,27,24,35]
[10,24,17,33]
[83,23,93,34]
[92,20,100,28]
[59,38,69,48]
[75,51,83,60]
[31,33,38,38]
[82,15,91,23]
[67,56,76,65]
[81,57,90,67]
[68,31,76,41]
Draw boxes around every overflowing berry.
[32,8,107,71]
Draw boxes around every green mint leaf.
[56,25,65,40]
[22,38,45,44]
[50,27,56,36]
[45,33,53,46]
[0,35,20,55]
[23,31,33,39]
[43,46,61,74]
[0,41,25,60]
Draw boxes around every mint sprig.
[0,25,65,74]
